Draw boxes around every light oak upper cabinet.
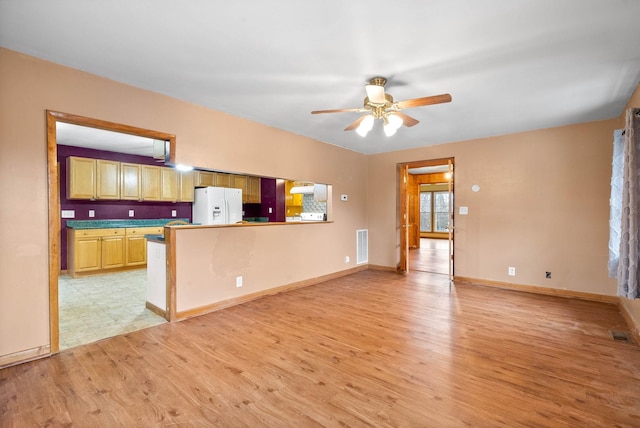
[120,162,141,200]
[68,156,120,200]
[246,176,261,204]
[178,171,195,202]
[96,160,120,199]
[194,170,215,187]
[67,156,96,199]
[160,168,178,202]
[215,172,231,188]
[141,165,162,201]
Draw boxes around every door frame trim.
[398,157,455,273]
[46,111,176,353]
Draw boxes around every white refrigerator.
[192,187,243,225]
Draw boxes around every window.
[420,190,452,233]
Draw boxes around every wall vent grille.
[357,229,368,264]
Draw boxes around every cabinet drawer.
[73,228,125,238]
[126,227,163,235]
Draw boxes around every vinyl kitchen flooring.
[58,269,166,350]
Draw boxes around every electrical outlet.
[236,276,243,287]
[345,256,350,264]
[171,210,177,217]
[546,271,551,279]
[508,266,516,276]
[88,210,95,218]
[129,210,135,217]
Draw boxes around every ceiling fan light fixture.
[365,84,386,105]
[356,114,374,137]
[384,122,398,137]
[388,113,403,129]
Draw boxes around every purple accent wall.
[58,145,192,270]
[258,178,286,222]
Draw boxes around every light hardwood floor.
[409,238,449,275]
[1,269,639,427]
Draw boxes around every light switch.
[171,210,177,217]
[341,194,348,201]
[61,210,75,218]
[459,206,469,215]
[268,207,273,214]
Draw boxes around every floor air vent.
[356,229,368,264]
[609,330,631,343]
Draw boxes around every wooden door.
[125,235,147,266]
[96,159,120,199]
[141,165,161,201]
[120,163,141,200]
[407,173,420,249]
[67,156,96,199]
[73,237,101,272]
[399,164,409,272]
[178,170,195,202]
[161,168,178,202]
[101,235,125,269]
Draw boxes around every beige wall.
[2,45,638,364]
[0,48,368,361]
[368,118,620,296]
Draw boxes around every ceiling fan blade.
[344,115,367,131]
[365,84,386,104]
[311,107,364,114]
[395,93,452,110]
[393,112,420,127]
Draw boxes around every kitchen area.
[57,123,329,349]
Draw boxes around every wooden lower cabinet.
[124,227,163,267]
[68,227,162,277]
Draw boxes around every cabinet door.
[247,176,261,203]
[67,157,96,199]
[102,235,125,269]
[120,163,141,200]
[125,235,147,266]
[215,172,231,188]
[194,171,214,187]
[74,237,101,272]
[96,159,120,199]
[161,168,178,202]
[141,165,161,201]
[178,170,195,202]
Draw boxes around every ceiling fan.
[311,77,452,137]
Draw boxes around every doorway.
[47,111,176,353]
[399,158,454,279]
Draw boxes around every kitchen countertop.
[66,218,190,229]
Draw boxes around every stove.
[300,212,325,222]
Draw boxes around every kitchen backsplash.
[302,194,327,213]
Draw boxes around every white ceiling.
[56,123,157,157]
[2,1,640,155]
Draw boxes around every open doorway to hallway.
[399,158,454,278]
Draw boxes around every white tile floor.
[58,269,166,350]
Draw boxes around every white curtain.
[614,108,640,299]
[608,129,624,277]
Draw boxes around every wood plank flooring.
[409,238,449,274]
[2,269,639,427]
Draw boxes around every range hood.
[290,185,315,194]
